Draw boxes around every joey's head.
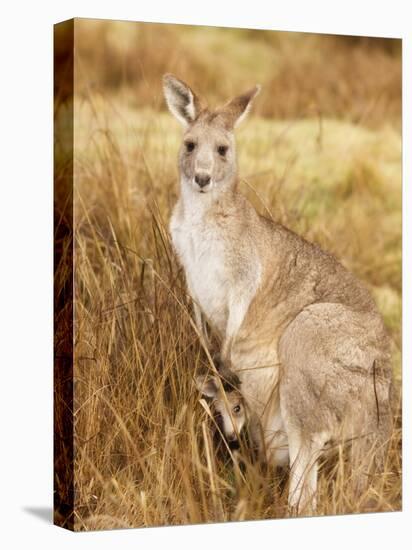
[195,372,246,445]
[163,74,260,197]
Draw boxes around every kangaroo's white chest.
[170,206,230,334]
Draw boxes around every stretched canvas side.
[54,18,75,531]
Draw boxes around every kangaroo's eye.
[233,405,241,414]
[185,141,196,153]
[217,145,228,157]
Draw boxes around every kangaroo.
[163,74,393,514]
[195,367,265,464]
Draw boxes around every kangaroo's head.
[163,74,260,196]
[195,371,247,445]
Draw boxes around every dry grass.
[56,19,402,530]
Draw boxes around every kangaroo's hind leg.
[287,429,328,515]
[278,303,392,515]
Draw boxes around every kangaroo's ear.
[220,85,261,129]
[163,74,203,127]
[195,374,219,398]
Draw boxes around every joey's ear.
[220,85,261,129]
[219,368,241,392]
[195,374,219,398]
[163,74,203,127]
[213,354,241,391]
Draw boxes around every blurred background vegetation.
[56,19,402,529]
[73,20,401,128]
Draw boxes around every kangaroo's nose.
[195,174,211,188]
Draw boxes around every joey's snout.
[194,173,211,189]
[226,431,238,443]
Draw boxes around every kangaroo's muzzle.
[195,173,211,189]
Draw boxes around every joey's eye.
[217,145,228,157]
[185,141,196,153]
[233,405,241,414]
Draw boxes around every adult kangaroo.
[163,74,393,514]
